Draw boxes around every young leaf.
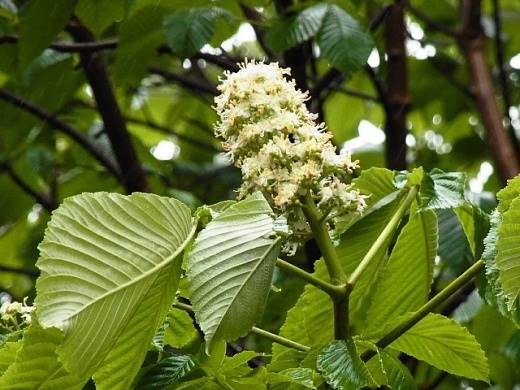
[317,4,373,74]
[377,349,417,390]
[418,169,466,211]
[364,204,438,333]
[134,355,197,390]
[35,193,195,385]
[317,340,376,390]
[164,308,198,348]
[0,326,85,389]
[389,313,489,382]
[164,7,234,59]
[186,192,281,352]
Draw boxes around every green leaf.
[187,192,281,352]
[494,195,520,310]
[364,204,438,333]
[268,368,316,389]
[481,211,520,324]
[34,193,195,385]
[437,208,473,271]
[18,0,76,68]
[0,326,85,389]
[389,313,489,382]
[164,307,198,348]
[0,339,23,375]
[75,0,131,35]
[316,4,373,74]
[265,3,328,52]
[317,340,376,390]
[419,169,466,211]
[218,351,263,375]
[377,349,417,390]
[164,7,234,59]
[134,355,197,389]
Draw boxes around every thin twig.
[0,88,121,179]
[148,66,219,96]
[0,161,57,211]
[0,33,119,52]
[0,264,40,277]
[405,1,458,37]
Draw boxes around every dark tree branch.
[384,0,411,170]
[491,0,519,155]
[0,161,58,211]
[148,66,219,96]
[239,3,274,59]
[458,0,520,184]
[66,17,149,194]
[0,88,120,179]
[0,33,119,52]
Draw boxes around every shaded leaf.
[164,7,234,59]
[18,0,76,68]
[317,340,376,390]
[35,193,195,386]
[187,192,281,352]
[378,349,417,390]
[390,313,489,382]
[134,355,197,390]
[163,307,198,348]
[419,169,466,211]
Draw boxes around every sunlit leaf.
[419,169,466,211]
[365,204,437,333]
[186,192,281,352]
[0,326,85,389]
[35,193,195,387]
[389,313,489,382]
[163,307,198,348]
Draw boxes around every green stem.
[302,193,346,285]
[360,259,486,362]
[347,185,419,287]
[302,192,350,340]
[276,259,345,298]
[172,301,310,352]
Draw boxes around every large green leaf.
[316,4,373,74]
[364,204,438,333]
[0,326,85,389]
[389,313,489,382]
[186,192,281,352]
[164,7,234,59]
[377,348,417,390]
[34,193,195,384]
[163,307,198,348]
[495,196,520,310]
[317,339,376,390]
[18,0,76,68]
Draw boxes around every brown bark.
[458,0,520,184]
[385,1,411,171]
[66,17,149,193]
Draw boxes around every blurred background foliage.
[1,0,520,387]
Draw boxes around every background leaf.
[34,193,195,386]
[389,313,489,382]
[186,192,281,352]
[419,169,466,211]
[134,354,197,390]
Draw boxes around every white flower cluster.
[214,61,366,251]
[0,296,34,331]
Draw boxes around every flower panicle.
[214,60,367,252]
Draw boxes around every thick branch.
[0,88,120,179]
[458,0,520,184]
[384,0,411,171]
[66,17,148,193]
